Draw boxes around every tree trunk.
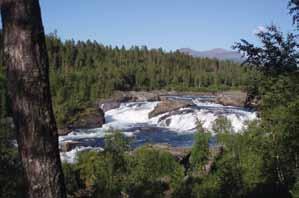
[1,1,66,197]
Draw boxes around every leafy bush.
[126,146,184,197]
[190,131,211,173]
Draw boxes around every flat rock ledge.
[216,91,247,107]
[149,100,192,118]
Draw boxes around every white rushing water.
[104,100,256,133]
[60,97,257,163]
[105,102,160,129]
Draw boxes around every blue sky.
[14,1,299,51]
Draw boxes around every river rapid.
[59,95,257,163]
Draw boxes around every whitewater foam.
[104,102,159,128]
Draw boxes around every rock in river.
[149,100,192,118]
[68,107,105,129]
[58,128,72,136]
[100,101,121,112]
[216,91,247,107]
[60,141,82,152]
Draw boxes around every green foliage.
[192,175,220,198]
[63,132,185,197]
[237,122,266,192]
[233,25,299,75]
[62,163,81,195]
[214,154,245,198]
[213,117,237,155]
[73,132,130,197]
[76,151,102,188]
[261,97,299,187]
[62,132,185,197]
[233,6,299,194]
[190,131,211,173]
[213,116,234,134]
[126,146,184,197]
[75,149,124,197]
[289,0,299,29]
[104,131,130,155]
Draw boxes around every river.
[59,95,257,163]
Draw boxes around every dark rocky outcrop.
[216,91,247,107]
[158,109,195,126]
[149,100,192,118]
[68,107,105,129]
[60,141,82,152]
[57,128,72,136]
[100,101,121,112]
[97,93,130,112]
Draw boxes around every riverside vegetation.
[1,1,299,197]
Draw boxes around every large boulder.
[60,141,81,152]
[157,109,195,126]
[216,91,247,107]
[97,92,135,111]
[98,93,132,112]
[149,100,192,118]
[57,128,72,136]
[69,107,105,129]
[100,101,121,112]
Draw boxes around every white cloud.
[252,26,267,35]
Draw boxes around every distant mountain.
[179,48,243,62]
